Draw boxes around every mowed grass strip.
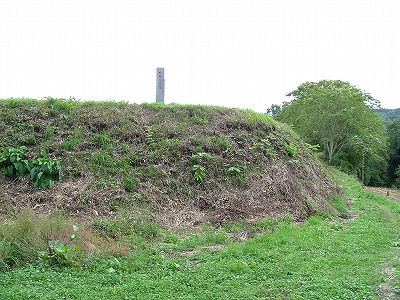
[0,170,399,300]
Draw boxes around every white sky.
[1,0,399,112]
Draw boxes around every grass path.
[0,170,399,299]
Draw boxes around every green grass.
[0,169,399,299]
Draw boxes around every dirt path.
[364,187,400,299]
[365,186,400,202]
[378,265,398,300]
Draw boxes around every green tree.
[266,104,282,117]
[276,80,388,185]
[387,117,400,187]
[394,166,400,188]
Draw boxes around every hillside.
[376,108,400,121]
[0,98,339,227]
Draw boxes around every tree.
[387,117,400,187]
[266,104,282,117]
[276,80,388,184]
[394,166,400,188]
[350,133,388,186]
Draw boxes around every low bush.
[0,147,64,189]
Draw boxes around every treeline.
[376,108,400,121]
[268,80,400,188]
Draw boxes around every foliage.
[191,114,208,125]
[0,210,80,269]
[304,143,320,152]
[283,142,298,158]
[387,117,400,187]
[29,150,64,189]
[250,138,276,157]
[191,164,206,182]
[0,146,29,178]
[276,80,388,185]
[266,103,282,117]
[189,149,210,182]
[394,165,400,188]
[226,164,246,183]
[0,147,64,189]
[38,240,80,267]
[376,108,400,121]
[350,134,388,185]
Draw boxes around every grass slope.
[0,168,399,299]
[0,98,338,226]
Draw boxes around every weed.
[92,210,159,240]
[91,133,112,148]
[251,138,276,157]
[91,151,113,167]
[0,147,63,189]
[191,164,206,182]
[191,114,208,125]
[21,134,36,146]
[44,126,56,139]
[305,143,320,152]
[191,151,210,164]
[226,165,246,183]
[283,142,298,158]
[145,127,156,148]
[28,150,64,189]
[124,175,139,192]
[211,136,232,152]
[39,239,80,267]
[0,146,29,178]
[0,210,74,269]
[61,130,83,150]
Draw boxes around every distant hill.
[375,108,400,121]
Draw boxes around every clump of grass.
[0,210,72,269]
[91,209,160,241]
[0,209,142,270]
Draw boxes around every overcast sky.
[1,0,399,112]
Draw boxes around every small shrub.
[284,142,298,158]
[227,165,246,183]
[191,115,208,125]
[211,136,232,152]
[0,146,29,178]
[1,147,63,189]
[29,151,64,189]
[191,164,206,182]
[91,133,112,147]
[305,143,320,152]
[124,175,139,192]
[38,240,80,267]
[91,151,113,167]
[251,139,276,157]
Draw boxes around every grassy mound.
[0,98,339,227]
[1,169,399,298]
